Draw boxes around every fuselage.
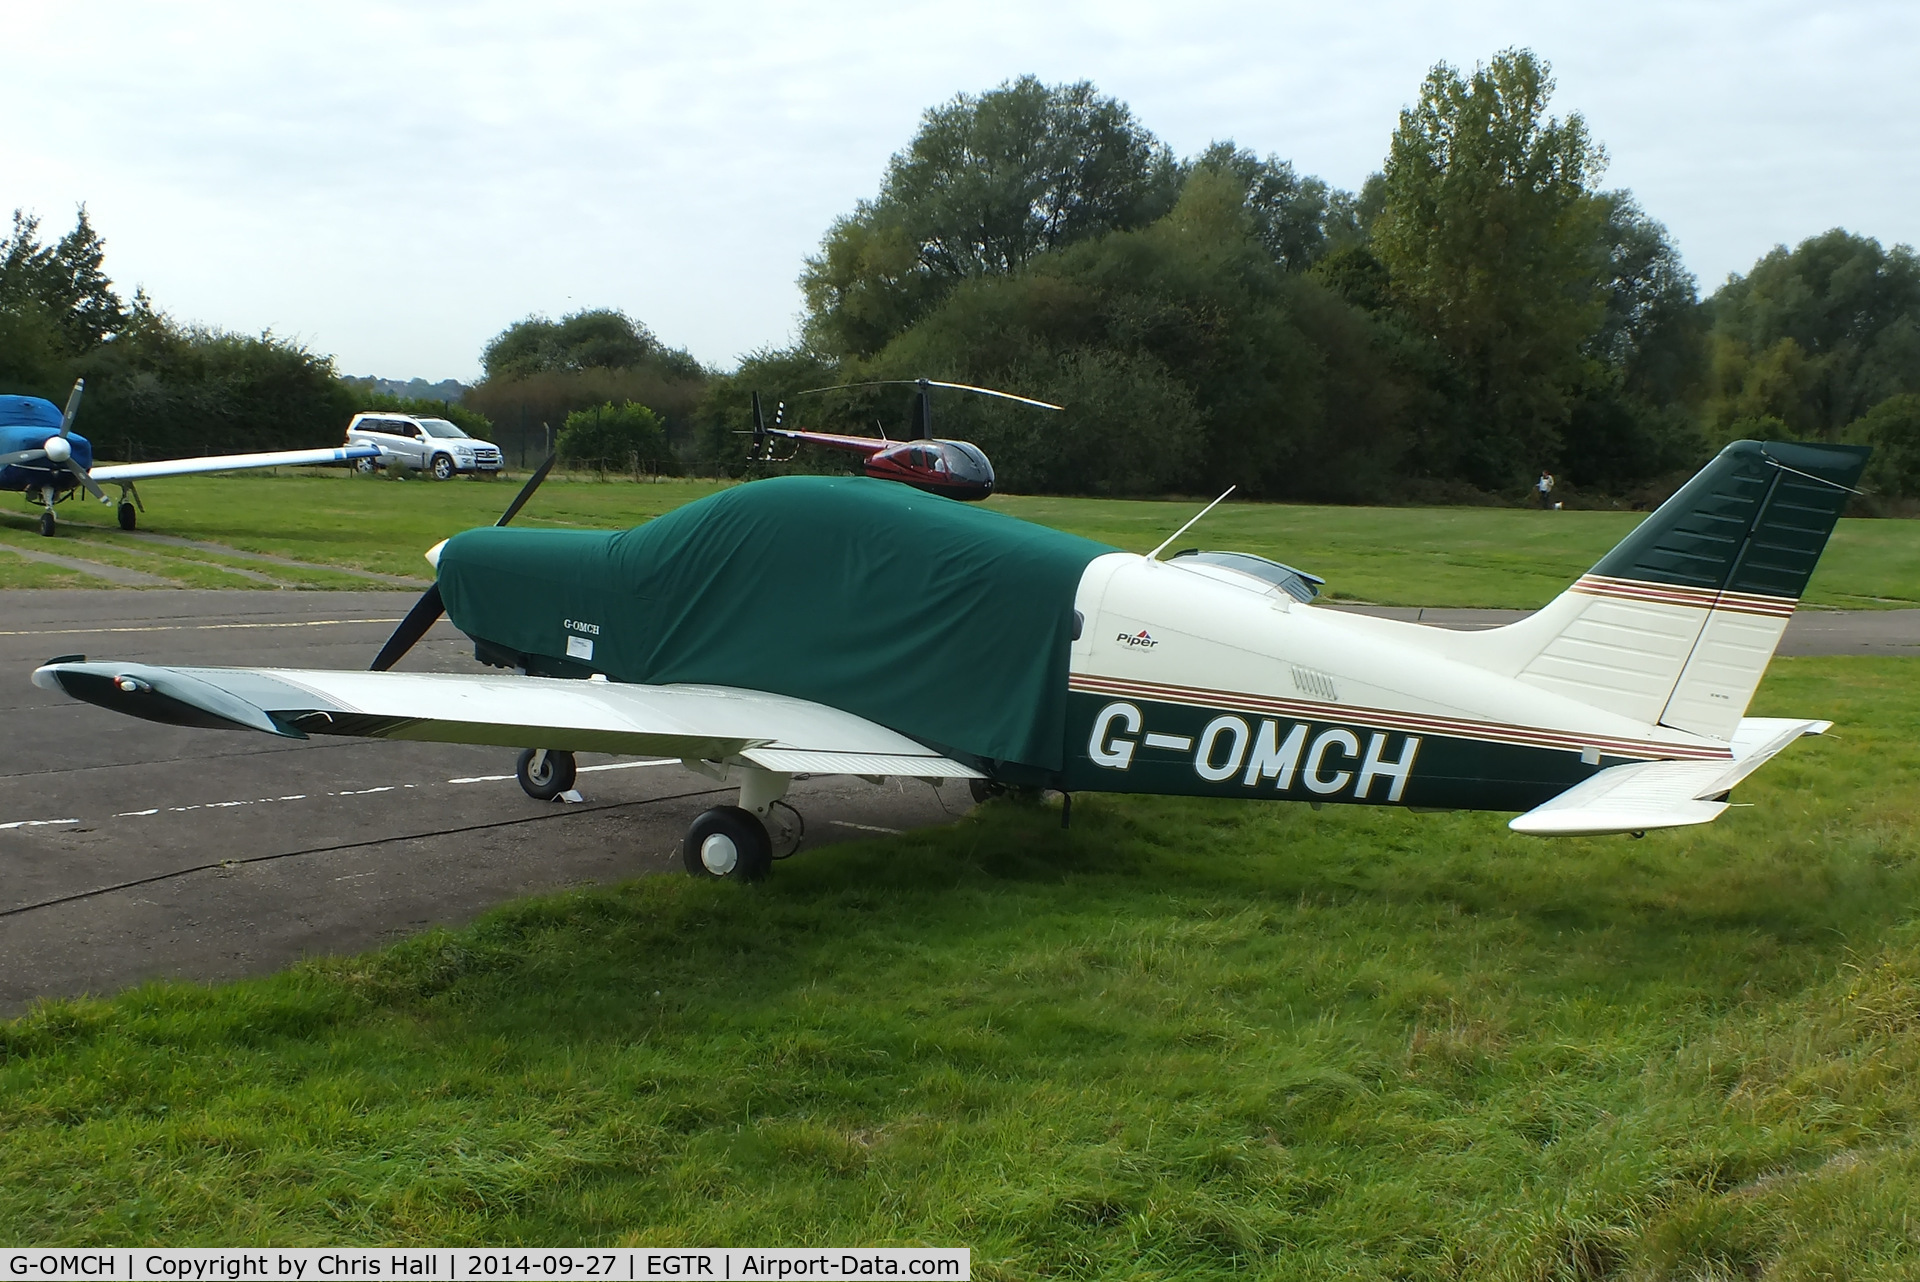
[437,474,1737,818]
[1062,553,1730,813]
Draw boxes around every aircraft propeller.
[368,452,557,672]
[0,380,107,501]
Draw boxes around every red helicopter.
[748,378,1059,501]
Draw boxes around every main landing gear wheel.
[515,748,576,800]
[38,511,55,537]
[683,806,772,882]
[117,501,137,531]
[430,454,456,481]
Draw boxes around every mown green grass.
[4,657,1919,1276]
[4,471,1915,606]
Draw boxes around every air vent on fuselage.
[1291,666,1338,702]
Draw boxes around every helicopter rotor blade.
[370,452,556,671]
[795,379,1062,411]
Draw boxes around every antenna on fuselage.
[1147,486,1237,561]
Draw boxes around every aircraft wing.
[1508,717,1830,836]
[90,445,380,482]
[30,661,983,780]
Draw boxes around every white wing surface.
[1509,716,1829,836]
[90,445,379,482]
[31,662,982,780]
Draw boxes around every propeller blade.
[66,460,107,503]
[495,452,556,527]
[369,584,444,672]
[0,449,49,467]
[369,454,553,671]
[58,379,84,435]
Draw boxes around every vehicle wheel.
[969,777,1006,804]
[515,748,576,800]
[354,456,377,474]
[38,511,55,537]
[430,454,456,481]
[682,806,772,881]
[117,501,137,531]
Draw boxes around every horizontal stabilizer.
[1510,716,1829,836]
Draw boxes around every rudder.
[1464,440,1869,739]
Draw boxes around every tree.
[481,309,703,382]
[853,167,1412,500]
[1704,230,1920,441]
[556,401,676,473]
[1851,393,1920,498]
[1189,142,1338,271]
[1371,49,1610,486]
[0,206,126,353]
[801,76,1181,358]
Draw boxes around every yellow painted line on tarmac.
[0,618,405,637]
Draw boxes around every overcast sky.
[5,1,1916,382]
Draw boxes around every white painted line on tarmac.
[0,618,404,637]
[831,820,901,834]
[19,762,680,834]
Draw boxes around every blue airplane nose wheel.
[683,806,772,882]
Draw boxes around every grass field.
[3,469,1917,607]
[4,656,1919,1276]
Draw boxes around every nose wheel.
[39,510,55,537]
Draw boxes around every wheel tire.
[682,806,772,882]
[38,511,55,537]
[117,502,137,531]
[430,454,456,481]
[968,777,1006,805]
[354,456,377,474]
[515,748,576,800]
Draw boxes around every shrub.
[555,401,677,474]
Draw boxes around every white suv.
[346,413,503,480]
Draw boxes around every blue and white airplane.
[1,379,378,536]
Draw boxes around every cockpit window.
[940,441,994,484]
[1170,549,1325,602]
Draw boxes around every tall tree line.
[699,56,1920,502]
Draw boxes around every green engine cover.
[436,476,1115,772]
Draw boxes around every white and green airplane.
[32,438,1868,881]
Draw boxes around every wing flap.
[741,748,983,779]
